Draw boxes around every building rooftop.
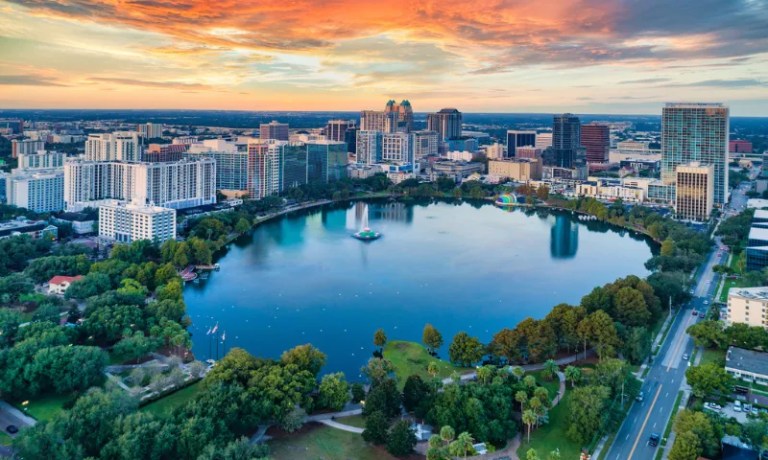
[725,347,768,378]
[729,286,768,301]
[99,200,175,215]
[748,226,768,243]
[49,275,83,285]
[753,209,768,221]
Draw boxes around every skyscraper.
[360,110,396,133]
[307,140,348,183]
[552,114,581,168]
[581,123,609,164]
[247,141,281,199]
[325,120,356,142]
[85,132,141,162]
[661,103,729,204]
[427,108,462,141]
[356,130,382,165]
[381,132,413,164]
[11,139,45,158]
[675,162,714,222]
[385,100,414,132]
[506,131,537,158]
[413,131,439,161]
[280,143,308,190]
[259,121,289,141]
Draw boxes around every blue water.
[184,201,653,379]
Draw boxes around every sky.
[0,0,767,115]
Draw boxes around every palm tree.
[543,359,558,381]
[523,375,536,389]
[548,448,561,460]
[427,361,439,379]
[451,431,475,459]
[511,366,525,381]
[534,387,550,407]
[522,409,537,443]
[439,425,455,446]
[565,365,582,388]
[477,365,494,384]
[515,390,528,412]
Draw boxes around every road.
[605,183,748,460]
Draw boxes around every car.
[734,401,742,412]
[704,300,710,305]
[5,425,18,434]
[649,433,660,447]
[683,353,689,361]
[692,310,699,316]
[636,392,644,402]
[699,312,706,318]
[752,407,759,415]
[744,403,753,412]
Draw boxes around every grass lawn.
[383,340,471,389]
[269,423,399,460]
[0,431,12,446]
[528,370,561,399]
[19,393,70,421]
[516,391,583,460]
[336,414,366,429]
[700,348,726,366]
[141,381,203,416]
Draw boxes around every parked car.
[636,392,644,402]
[734,401,742,412]
[649,433,660,447]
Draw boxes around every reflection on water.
[551,214,579,259]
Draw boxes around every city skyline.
[0,0,767,115]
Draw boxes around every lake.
[184,200,654,379]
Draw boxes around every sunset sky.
[1,0,767,114]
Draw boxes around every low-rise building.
[746,225,768,271]
[52,212,97,235]
[98,200,176,244]
[0,218,58,240]
[429,160,484,182]
[575,180,646,202]
[725,346,768,385]
[488,158,542,181]
[48,275,83,295]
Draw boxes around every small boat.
[352,227,382,241]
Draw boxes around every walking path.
[318,419,364,434]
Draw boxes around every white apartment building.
[381,132,413,163]
[11,139,45,158]
[413,131,439,161]
[8,169,65,212]
[64,158,216,211]
[137,123,163,139]
[187,139,249,192]
[99,200,176,244]
[246,141,281,200]
[85,132,141,162]
[726,287,768,329]
[18,151,65,170]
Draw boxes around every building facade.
[307,140,348,183]
[553,114,582,168]
[675,162,714,222]
[137,123,163,139]
[17,151,65,170]
[11,139,45,158]
[427,108,462,141]
[8,169,65,212]
[98,200,176,244]
[360,110,396,133]
[413,131,439,161]
[356,130,382,165]
[325,120,356,142]
[186,139,248,192]
[246,141,281,200]
[488,158,542,181]
[85,132,142,162]
[726,287,768,329]
[506,131,537,158]
[259,121,289,141]
[281,143,308,190]
[581,123,609,163]
[381,133,413,164]
[661,103,729,205]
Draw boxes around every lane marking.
[667,314,694,372]
[627,385,663,460]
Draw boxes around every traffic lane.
[0,407,30,438]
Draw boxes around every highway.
[605,181,748,460]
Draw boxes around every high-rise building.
[247,141,281,200]
[581,123,610,164]
[360,110,397,133]
[11,139,45,158]
[385,100,414,132]
[186,139,248,192]
[675,162,714,222]
[506,131,536,158]
[516,146,542,160]
[553,114,581,168]
[281,143,308,190]
[484,143,506,160]
[535,133,553,150]
[98,200,176,244]
[0,172,7,203]
[729,140,753,154]
[661,103,729,205]
[85,132,142,162]
[17,151,65,170]
[325,120,356,142]
[427,108,462,141]
[137,123,164,139]
[64,158,216,210]
[381,133,414,164]
[0,119,23,134]
[356,130,382,165]
[259,121,289,141]
[413,131,439,161]
[307,140,347,183]
[8,169,65,213]
[144,144,187,163]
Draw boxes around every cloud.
[619,78,671,84]
[0,74,68,86]
[667,78,766,88]
[88,77,211,90]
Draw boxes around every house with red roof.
[48,275,83,295]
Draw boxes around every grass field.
[336,414,366,428]
[269,423,399,460]
[383,340,470,388]
[141,381,203,416]
[19,393,70,421]
[0,431,12,446]
[527,370,561,400]
[700,348,726,366]
[516,391,583,460]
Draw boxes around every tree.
[112,331,158,364]
[564,366,582,388]
[687,321,726,349]
[742,420,768,454]
[515,390,529,412]
[585,310,622,360]
[522,409,537,443]
[317,372,349,411]
[403,374,429,412]
[543,359,558,381]
[566,385,611,444]
[476,365,495,384]
[448,431,475,459]
[0,309,22,347]
[669,431,702,460]
[362,410,389,444]
[281,407,306,432]
[623,326,651,365]
[526,449,540,460]
[523,375,536,389]
[363,378,401,418]
[511,366,525,381]
[387,420,417,457]
[197,436,270,460]
[674,409,718,458]
[685,363,732,398]
[440,425,455,445]
[361,357,395,386]
[373,328,387,351]
[351,382,366,403]
[234,218,251,235]
[548,448,561,460]
[280,343,326,377]
[423,324,444,354]
[448,332,484,366]
[427,361,439,379]
[613,287,651,327]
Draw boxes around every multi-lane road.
[605,182,748,460]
